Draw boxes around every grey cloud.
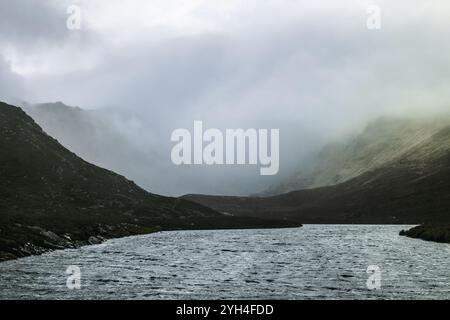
[0,55,25,103]
[0,0,68,46]
[2,1,450,195]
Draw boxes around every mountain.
[184,117,450,224]
[264,116,450,195]
[23,102,167,194]
[0,101,299,261]
[23,102,270,197]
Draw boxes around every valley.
[0,101,299,261]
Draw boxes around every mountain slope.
[0,102,299,261]
[184,122,450,224]
[264,116,450,195]
[23,102,164,194]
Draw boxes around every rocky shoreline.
[400,225,450,243]
[0,218,301,262]
[0,222,161,262]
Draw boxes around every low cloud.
[0,55,26,104]
[1,1,450,195]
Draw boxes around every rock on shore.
[400,225,450,243]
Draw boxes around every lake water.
[0,225,449,299]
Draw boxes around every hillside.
[23,102,163,192]
[0,102,299,261]
[184,121,450,224]
[264,116,450,195]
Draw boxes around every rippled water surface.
[1,225,449,299]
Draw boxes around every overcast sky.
[1,0,450,195]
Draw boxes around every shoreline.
[4,223,450,263]
[0,222,301,263]
[400,225,450,243]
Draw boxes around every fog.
[1,1,450,196]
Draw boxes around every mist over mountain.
[3,1,450,302]
[23,101,450,199]
[262,115,450,195]
[2,1,450,197]
[0,101,298,260]
[184,117,450,224]
[24,101,322,196]
[23,102,167,194]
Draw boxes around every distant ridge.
[184,117,450,224]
